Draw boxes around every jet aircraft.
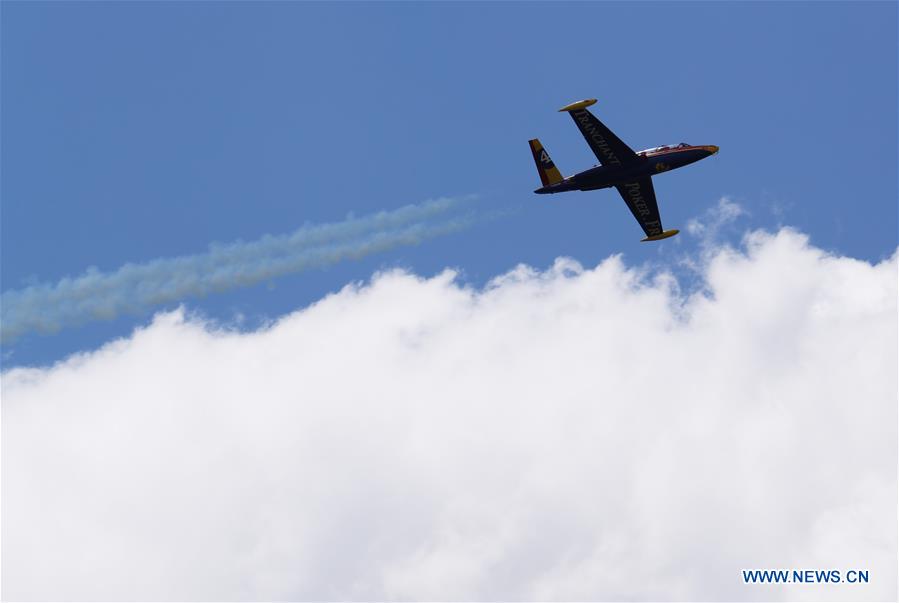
[529,98,718,241]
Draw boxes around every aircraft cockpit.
[637,142,691,156]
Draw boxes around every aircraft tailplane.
[528,139,563,187]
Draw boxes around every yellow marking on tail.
[528,138,563,186]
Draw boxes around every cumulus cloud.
[686,196,747,243]
[0,196,478,343]
[2,227,896,601]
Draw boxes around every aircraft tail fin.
[528,139,564,187]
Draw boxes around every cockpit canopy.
[637,142,690,156]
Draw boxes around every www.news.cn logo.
[742,569,869,584]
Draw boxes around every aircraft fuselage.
[534,145,719,194]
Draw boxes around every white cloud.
[686,196,747,241]
[2,227,896,601]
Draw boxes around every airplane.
[528,98,718,241]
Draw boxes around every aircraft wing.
[560,100,639,167]
[614,178,673,241]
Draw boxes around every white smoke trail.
[1,196,478,342]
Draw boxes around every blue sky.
[2,1,896,367]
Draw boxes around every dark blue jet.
[529,98,718,241]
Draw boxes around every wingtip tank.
[558,98,598,112]
[641,229,680,242]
